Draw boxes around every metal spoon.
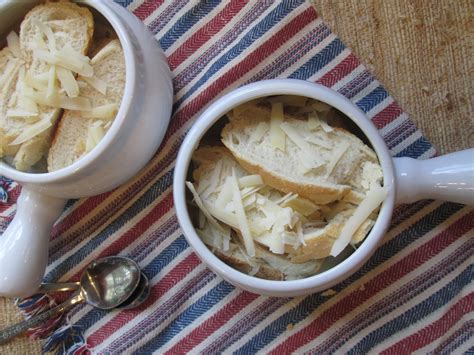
[38,272,150,310]
[0,256,141,343]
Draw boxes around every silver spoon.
[39,272,150,310]
[0,256,141,344]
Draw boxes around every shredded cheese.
[312,101,331,113]
[6,31,21,58]
[270,102,285,151]
[186,181,226,233]
[34,21,56,51]
[9,117,52,146]
[25,91,91,111]
[307,112,321,130]
[230,168,255,257]
[81,76,107,95]
[23,72,48,92]
[320,119,334,133]
[82,103,118,120]
[6,109,38,118]
[56,67,79,97]
[33,49,93,77]
[325,141,349,178]
[330,185,387,257]
[249,121,269,143]
[47,66,57,98]
[305,135,332,149]
[238,175,263,188]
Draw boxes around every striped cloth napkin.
[1,0,473,353]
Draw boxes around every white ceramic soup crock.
[173,79,474,297]
[0,0,173,297]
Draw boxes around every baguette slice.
[47,39,125,172]
[222,103,381,204]
[0,2,93,171]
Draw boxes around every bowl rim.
[173,79,396,295]
[1,0,136,182]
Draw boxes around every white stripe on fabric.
[173,2,302,102]
[379,111,408,137]
[159,288,250,352]
[263,201,451,351]
[171,2,255,75]
[239,20,331,82]
[365,95,393,119]
[127,0,144,12]
[164,2,229,56]
[414,315,474,354]
[389,130,422,156]
[309,48,353,82]
[90,250,204,352]
[296,216,472,354]
[190,296,270,354]
[121,270,220,354]
[224,296,307,353]
[226,202,441,353]
[50,189,172,282]
[331,64,367,91]
[351,80,380,105]
[419,147,437,160]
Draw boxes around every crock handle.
[393,149,474,205]
[0,188,67,298]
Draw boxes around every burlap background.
[1,0,472,353]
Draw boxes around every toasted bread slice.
[221,103,381,204]
[190,146,376,270]
[47,39,125,172]
[0,2,93,171]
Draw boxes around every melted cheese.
[6,31,21,58]
[270,102,285,151]
[330,184,387,257]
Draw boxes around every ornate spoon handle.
[0,293,83,344]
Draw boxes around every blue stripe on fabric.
[435,321,474,355]
[245,24,331,83]
[109,270,216,353]
[321,241,474,353]
[114,0,133,8]
[73,235,189,331]
[159,0,221,51]
[234,203,465,353]
[135,281,236,353]
[338,70,375,99]
[45,170,174,281]
[355,85,389,113]
[173,0,305,109]
[349,265,474,354]
[394,136,432,159]
[288,38,345,80]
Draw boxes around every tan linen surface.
[0,0,472,353]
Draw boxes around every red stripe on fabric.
[0,185,21,213]
[169,0,247,70]
[163,7,317,147]
[68,192,174,283]
[164,292,260,354]
[133,0,165,22]
[316,53,359,88]
[372,102,403,129]
[381,293,474,354]
[269,211,474,354]
[51,193,111,239]
[87,252,201,347]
